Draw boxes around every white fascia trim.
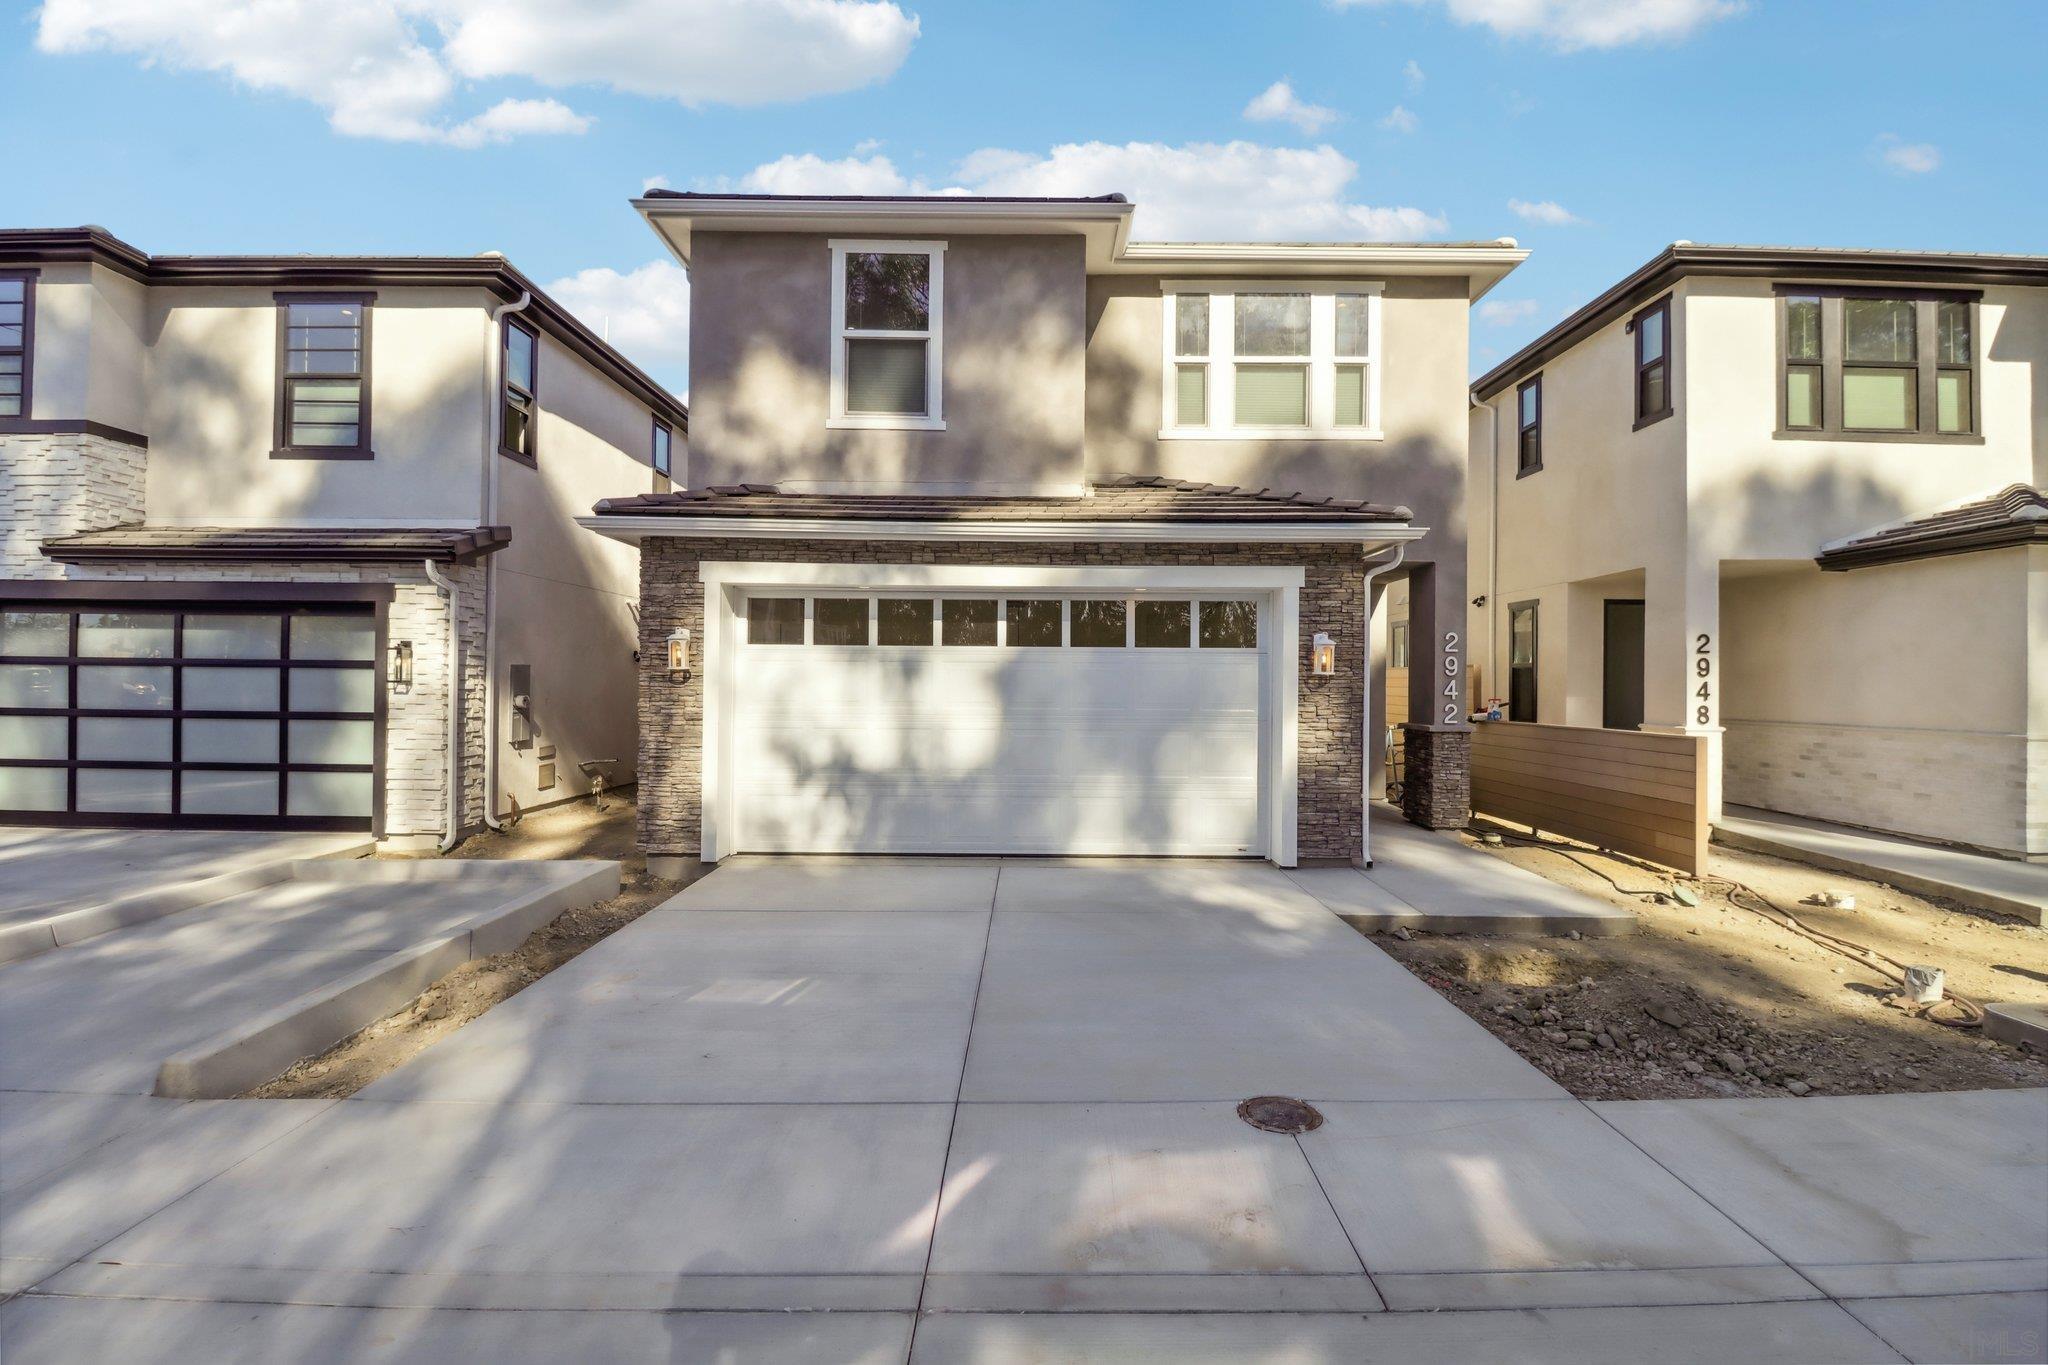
[638,197,1134,228]
[578,515,1428,545]
[698,562,1308,590]
[1126,242,1525,267]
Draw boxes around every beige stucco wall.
[491,326,662,813]
[687,231,1086,494]
[141,286,488,524]
[1467,286,1688,725]
[1684,278,2044,561]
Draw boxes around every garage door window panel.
[78,718,172,762]
[0,715,66,761]
[1070,600,1128,648]
[1,611,69,656]
[747,598,806,645]
[1135,600,1192,648]
[1004,599,1062,647]
[813,598,871,647]
[877,598,936,647]
[942,599,998,646]
[1199,600,1259,649]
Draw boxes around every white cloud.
[441,98,592,149]
[714,140,1450,242]
[35,0,918,146]
[642,174,672,193]
[852,137,885,155]
[1243,79,1340,136]
[1874,135,1940,175]
[1477,298,1539,327]
[1332,0,1743,50]
[546,259,693,392]
[725,151,934,196]
[1379,104,1419,134]
[1403,58,1426,89]
[1508,197,1583,225]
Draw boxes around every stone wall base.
[1400,725,1472,830]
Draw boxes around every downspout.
[1360,541,1408,868]
[423,558,463,853]
[1471,390,1500,711]
[479,287,532,832]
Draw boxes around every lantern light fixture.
[389,639,414,691]
[1311,632,1336,676]
[667,627,692,676]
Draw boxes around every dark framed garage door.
[0,601,381,830]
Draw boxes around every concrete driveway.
[3,856,2043,1362]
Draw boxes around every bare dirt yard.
[1375,821,2048,1101]
[247,795,682,1100]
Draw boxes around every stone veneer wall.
[1399,725,1471,831]
[56,560,488,839]
[1724,718,2037,858]
[1,433,148,578]
[635,537,1373,862]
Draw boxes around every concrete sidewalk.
[2,856,2041,1362]
[1716,805,2047,925]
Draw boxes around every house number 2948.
[1693,633,1713,726]
[1441,630,1462,725]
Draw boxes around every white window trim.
[1159,279,1383,441]
[828,238,946,432]
[697,562,1302,867]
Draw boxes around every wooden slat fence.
[1469,721,1710,875]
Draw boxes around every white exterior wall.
[1473,268,2045,855]
[489,327,665,813]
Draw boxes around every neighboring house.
[0,228,687,844]
[580,192,1525,873]
[1469,244,2046,859]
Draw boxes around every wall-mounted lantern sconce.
[1311,632,1336,676]
[667,627,692,678]
[389,640,414,692]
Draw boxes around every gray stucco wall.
[688,231,1086,494]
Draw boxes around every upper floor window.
[651,416,673,478]
[829,240,944,431]
[1516,375,1542,476]
[501,318,538,463]
[1163,282,1381,439]
[1630,296,1671,428]
[0,272,34,420]
[275,294,370,458]
[1776,288,1977,440]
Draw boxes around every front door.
[1602,599,1646,731]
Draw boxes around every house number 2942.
[1693,633,1713,726]
[1441,630,1462,725]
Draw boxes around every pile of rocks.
[1487,979,1820,1098]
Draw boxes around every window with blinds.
[276,295,371,457]
[831,242,943,428]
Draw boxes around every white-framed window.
[828,239,945,431]
[1161,280,1382,439]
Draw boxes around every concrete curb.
[152,860,619,1098]
[0,840,376,967]
[1712,827,2044,926]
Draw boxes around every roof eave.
[577,513,1424,546]
[1474,244,2048,400]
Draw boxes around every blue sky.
[7,0,2044,391]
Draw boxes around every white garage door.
[729,591,1267,856]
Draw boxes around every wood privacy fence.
[1469,721,1710,875]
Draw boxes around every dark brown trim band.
[0,580,398,603]
[0,418,149,448]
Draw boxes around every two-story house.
[579,192,1526,874]
[1468,244,2046,860]
[0,228,688,846]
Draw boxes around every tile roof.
[591,475,1410,524]
[1817,485,2048,570]
[42,525,512,564]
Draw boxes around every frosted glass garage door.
[0,603,377,829]
[729,593,1266,855]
